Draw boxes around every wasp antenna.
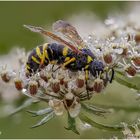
[23,25,43,33]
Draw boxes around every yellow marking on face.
[36,47,43,59]
[31,56,40,64]
[87,56,93,63]
[63,47,68,56]
[65,57,70,62]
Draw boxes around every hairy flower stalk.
[2,8,140,135]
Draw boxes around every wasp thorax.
[93,78,104,93]
[28,80,38,95]
[0,71,11,83]
[14,77,23,91]
[76,75,85,88]
[103,52,113,64]
[50,79,60,93]
[124,65,136,77]
[49,99,64,116]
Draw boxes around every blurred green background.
[1,1,140,139]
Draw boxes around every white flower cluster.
[1,5,140,120]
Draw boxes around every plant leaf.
[9,98,36,116]
[81,103,110,117]
[115,72,140,91]
[31,111,55,128]
[27,107,53,117]
[65,112,80,135]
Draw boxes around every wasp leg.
[84,65,90,100]
[109,68,114,83]
[62,57,76,68]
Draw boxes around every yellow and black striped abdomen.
[26,43,73,74]
[26,43,50,74]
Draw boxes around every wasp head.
[89,60,104,77]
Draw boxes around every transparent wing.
[52,20,87,50]
[24,24,81,53]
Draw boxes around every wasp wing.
[24,24,81,53]
[52,20,87,50]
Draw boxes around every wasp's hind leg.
[109,68,114,83]
[84,65,90,100]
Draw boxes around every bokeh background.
[0,1,140,139]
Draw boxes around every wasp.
[24,20,114,99]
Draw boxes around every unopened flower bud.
[132,56,140,67]
[51,79,60,93]
[40,71,48,82]
[14,77,23,91]
[63,78,69,88]
[103,53,113,64]
[135,33,140,43]
[1,71,11,83]
[93,78,104,93]
[125,65,136,77]
[28,80,38,95]
[64,92,74,108]
[121,48,128,56]
[76,75,85,88]
[57,74,65,85]
[49,99,64,116]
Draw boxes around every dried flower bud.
[59,78,64,85]
[63,78,69,88]
[135,33,140,43]
[122,48,128,56]
[132,56,140,67]
[87,80,94,92]
[40,71,48,82]
[28,80,38,95]
[93,78,104,93]
[1,71,11,83]
[14,77,23,91]
[69,102,81,118]
[64,92,74,108]
[76,75,85,88]
[49,99,64,116]
[51,79,60,93]
[125,65,136,77]
[103,53,113,64]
